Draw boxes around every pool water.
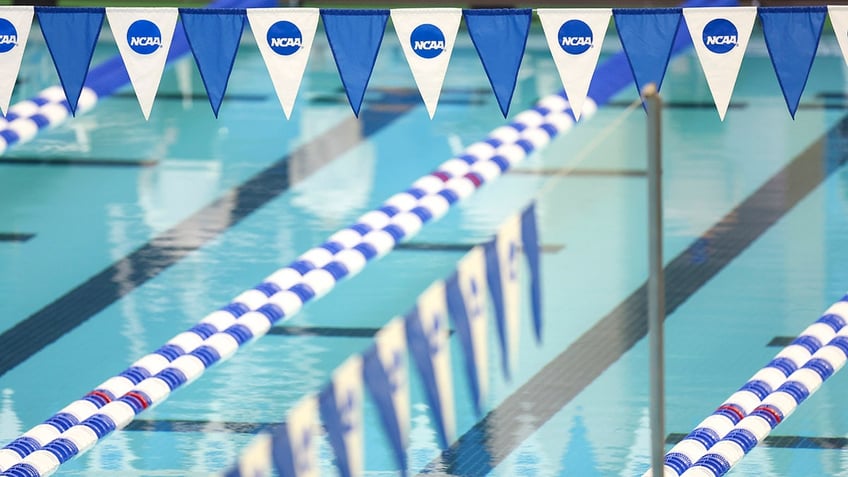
[1,18,848,477]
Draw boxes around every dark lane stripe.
[0,233,34,242]
[667,433,848,450]
[0,157,158,167]
[510,168,647,177]
[266,326,383,338]
[267,326,456,338]
[607,100,748,109]
[125,419,273,434]
[418,115,848,475]
[0,91,419,378]
[768,336,796,347]
[396,242,564,253]
[112,92,270,102]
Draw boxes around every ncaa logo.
[558,19,593,55]
[267,20,302,56]
[127,20,162,55]
[0,18,18,54]
[410,24,445,59]
[703,18,737,54]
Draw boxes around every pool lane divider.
[675,301,848,477]
[0,90,592,477]
[648,299,848,477]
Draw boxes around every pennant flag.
[272,395,321,477]
[180,8,246,117]
[106,8,178,120]
[829,6,848,68]
[391,8,461,118]
[321,9,389,117]
[0,7,32,116]
[405,281,456,449]
[224,433,273,477]
[485,212,522,380]
[362,317,409,474]
[445,246,489,417]
[683,7,756,121]
[318,356,364,477]
[520,203,542,343]
[612,8,682,101]
[537,9,611,121]
[247,8,319,119]
[464,9,531,117]
[759,6,826,118]
[36,7,104,116]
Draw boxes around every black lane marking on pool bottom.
[666,433,848,450]
[396,242,564,253]
[266,326,383,338]
[266,326,456,338]
[606,100,748,109]
[417,114,848,475]
[112,92,270,102]
[0,233,34,242]
[125,419,274,434]
[768,336,797,347]
[509,168,647,177]
[0,90,420,378]
[0,157,159,167]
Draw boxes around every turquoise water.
[1,23,848,476]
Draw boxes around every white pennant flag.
[391,8,461,118]
[232,433,273,476]
[247,8,319,119]
[498,213,522,375]
[829,6,848,69]
[538,9,610,121]
[0,6,33,116]
[106,8,178,120]
[683,7,756,121]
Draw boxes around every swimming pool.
[1,11,848,477]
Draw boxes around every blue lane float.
[0,0,732,475]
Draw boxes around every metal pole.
[644,82,666,477]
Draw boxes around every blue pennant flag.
[179,8,246,117]
[759,7,826,118]
[318,356,364,477]
[521,203,542,344]
[444,246,489,417]
[484,212,523,382]
[406,282,455,449]
[612,8,682,102]
[271,396,320,477]
[321,9,389,117]
[362,318,409,475]
[36,7,104,116]
[464,9,531,117]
